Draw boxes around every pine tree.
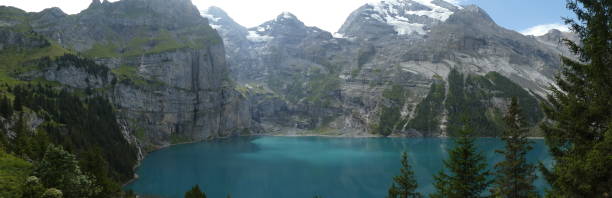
[185,185,207,198]
[430,126,491,198]
[492,97,538,198]
[12,113,32,158]
[13,87,23,112]
[387,152,422,198]
[539,0,612,197]
[0,95,12,118]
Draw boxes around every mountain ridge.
[202,2,575,137]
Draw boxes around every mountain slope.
[203,1,575,137]
[1,0,259,152]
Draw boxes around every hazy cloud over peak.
[521,23,569,36]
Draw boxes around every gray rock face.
[204,1,575,136]
[42,66,112,89]
[107,46,256,148]
[0,6,51,50]
[201,7,254,82]
[203,10,360,132]
[535,29,579,58]
[32,0,205,52]
[6,0,260,150]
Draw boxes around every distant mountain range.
[202,0,577,137]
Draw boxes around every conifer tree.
[387,152,421,198]
[540,0,612,197]
[0,95,12,118]
[185,185,207,198]
[492,97,538,198]
[12,113,32,158]
[430,126,491,198]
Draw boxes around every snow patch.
[200,11,221,23]
[333,33,346,38]
[210,24,221,29]
[367,0,457,35]
[282,12,295,19]
[386,16,426,35]
[247,31,273,43]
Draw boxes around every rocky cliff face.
[202,0,576,137]
[1,0,576,141]
[0,0,259,151]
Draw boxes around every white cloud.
[446,0,466,5]
[0,0,374,32]
[193,0,375,32]
[0,0,120,14]
[520,23,569,36]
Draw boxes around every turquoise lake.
[125,137,553,198]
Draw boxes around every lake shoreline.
[123,133,546,187]
[124,135,552,197]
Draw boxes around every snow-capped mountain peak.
[279,12,297,20]
[365,0,461,35]
[200,7,228,29]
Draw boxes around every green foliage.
[38,54,111,80]
[112,65,165,88]
[446,70,500,136]
[79,148,123,198]
[491,98,538,198]
[34,144,101,198]
[82,43,121,58]
[185,185,207,198]
[409,81,446,136]
[22,176,46,198]
[539,0,612,197]
[305,71,341,106]
[6,112,51,161]
[0,95,14,118]
[430,126,492,198]
[387,152,422,198]
[484,72,543,125]
[2,84,138,190]
[445,70,543,137]
[0,150,33,198]
[0,43,70,86]
[84,25,220,58]
[377,85,409,136]
[42,188,63,198]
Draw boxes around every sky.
[0,0,574,36]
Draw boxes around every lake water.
[125,137,553,198]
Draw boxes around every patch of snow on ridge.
[282,12,295,19]
[209,24,221,29]
[200,10,220,22]
[386,16,426,35]
[367,0,457,35]
[407,0,455,21]
[247,31,273,43]
[333,33,346,38]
